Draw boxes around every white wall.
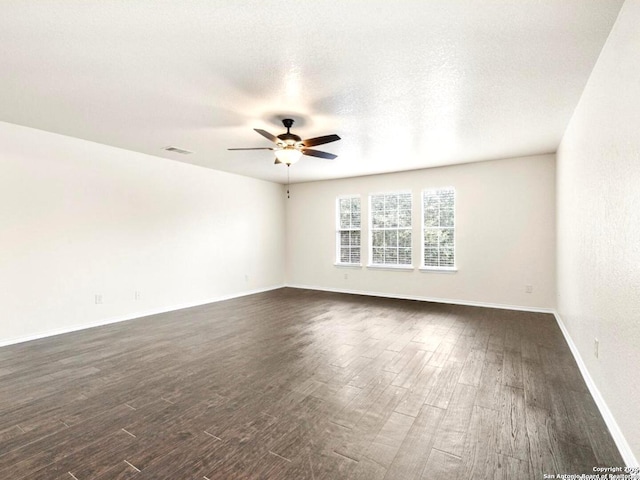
[286,154,556,310]
[557,0,640,463]
[0,121,285,345]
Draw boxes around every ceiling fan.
[228,118,340,165]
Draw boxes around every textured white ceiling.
[0,0,624,184]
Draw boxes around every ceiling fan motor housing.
[277,133,302,145]
[278,119,302,146]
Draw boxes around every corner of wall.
[553,311,638,467]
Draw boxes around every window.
[422,187,455,269]
[336,196,361,264]
[369,192,412,266]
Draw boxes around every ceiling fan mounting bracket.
[282,118,295,131]
[278,119,301,143]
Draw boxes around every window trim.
[367,264,414,271]
[367,190,413,268]
[335,194,362,266]
[419,266,458,273]
[421,187,456,271]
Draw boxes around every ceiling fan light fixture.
[274,146,303,165]
[228,118,340,164]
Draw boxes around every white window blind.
[423,187,455,269]
[369,192,412,266]
[336,196,361,264]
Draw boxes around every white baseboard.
[288,285,637,465]
[0,284,285,348]
[4,283,635,466]
[286,283,555,314]
[553,312,638,467]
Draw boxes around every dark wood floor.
[0,288,623,479]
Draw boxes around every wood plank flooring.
[0,288,624,479]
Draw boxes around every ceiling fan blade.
[302,148,337,160]
[302,134,341,147]
[227,147,274,151]
[254,128,279,143]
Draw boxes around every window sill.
[366,264,414,271]
[419,267,458,273]
[334,263,363,268]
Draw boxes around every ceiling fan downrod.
[282,118,294,133]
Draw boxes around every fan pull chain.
[287,165,290,199]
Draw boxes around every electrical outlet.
[95,294,103,305]
[525,285,533,293]
[344,273,348,280]
[135,291,141,301]
[244,274,249,282]
[594,338,599,358]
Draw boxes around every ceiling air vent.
[163,146,193,155]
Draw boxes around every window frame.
[335,194,362,266]
[421,187,457,272]
[367,190,414,269]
